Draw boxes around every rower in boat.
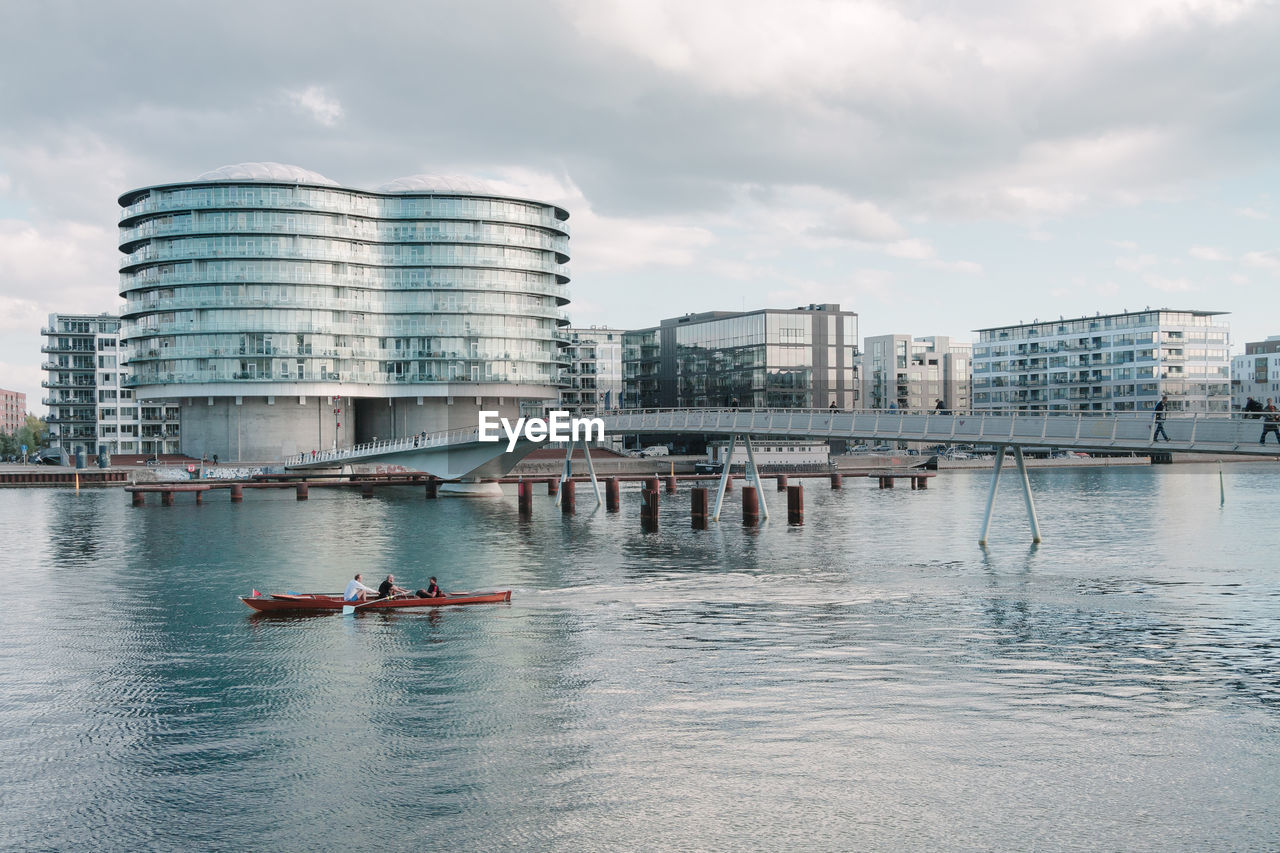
[343,573,377,603]
[416,577,444,598]
[377,574,410,599]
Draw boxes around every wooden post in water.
[665,475,677,494]
[161,490,174,507]
[518,480,533,517]
[776,474,787,491]
[296,483,309,500]
[605,477,620,512]
[786,484,803,525]
[547,478,558,496]
[230,484,243,502]
[641,485,660,531]
[131,491,145,507]
[561,479,576,514]
[425,477,438,499]
[830,473,843,489]
[195,490,203,505]
[361,483,374,499]
[690,487,708,529]
[742,485,759,526]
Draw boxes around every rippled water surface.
[2,464,1279,851]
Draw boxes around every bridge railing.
[287,425,482,466]
[599,407,1272,450]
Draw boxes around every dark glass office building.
[623,304,858,409]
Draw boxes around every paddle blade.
[342,604,355,616]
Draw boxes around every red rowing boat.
[240,590,512,613]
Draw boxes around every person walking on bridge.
[1261,399,1280,445]
[1152,395,1170,442]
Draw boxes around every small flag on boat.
[252,589,260,597]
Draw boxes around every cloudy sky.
[2,0,1279,410]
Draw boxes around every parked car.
[639,445,669,457]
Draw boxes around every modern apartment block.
[860,334,971,411]
[1230,335,1280,409]
[117,163,570,461]
[40,313,181,458]
[559,327,623,415]
[972,310,1231,413]
[622,304,859,410]
[0,388,25,435]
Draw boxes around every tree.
[15,415,47,456]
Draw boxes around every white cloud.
[284,86,344,127]
[1116,253,1160,271]
[0,218,118,308]
[1189,246,1229,260]
[1242,251,1280,273]
[485,167,715,271]
[1236,206,1269,220]
[1145,273,1196,292]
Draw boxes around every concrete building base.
[438,481,505,498]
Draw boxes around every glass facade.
[971,310,1231,413]
[623,305,858,409]
[118,166,570,394]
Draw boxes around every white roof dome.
[194,162,340,186]
[376,174,498,194]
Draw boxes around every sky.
[2,0,1279,412]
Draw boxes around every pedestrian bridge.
[285,407,1277,544]
[600,407,1279,457]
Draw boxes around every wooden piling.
[230,484,243,502]
[547,478,558,495]
[161,491,174,507]
[561,479,576,514]
[786,484,803,525]
[742,485,759,526]
[691,487,708,529]
[425,477,438,499]
[518,480,533,517]
[641,486,660,531]
[830,473,843,489]
[665,475,677,494]
[131,491,145,507]
[361,483,374,499]
[296,483,309,500]
[776,474,788,491]
[606,477,620,512]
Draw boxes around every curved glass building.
[118,163,570,460]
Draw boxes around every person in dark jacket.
[1261,399,1280,445]
[416,577,444,598]
[1152,395,1170,442]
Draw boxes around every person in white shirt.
[343,573,376,602]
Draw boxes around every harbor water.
[2,464,1278,851]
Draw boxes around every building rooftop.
[193,162,340,186]
[973,309,1228,334]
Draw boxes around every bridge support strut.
[711,435,736,522]
[978,444,1041,546]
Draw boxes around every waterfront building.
[1230,335,1280,409]
[860,334,971,411]
[117,163,570,460]
[559,327,624,415]
[621,304,859,410]
[40,313,178,458]
[1,388,25,436]
[971,310,1231,413]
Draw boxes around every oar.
[341,591,411,616]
